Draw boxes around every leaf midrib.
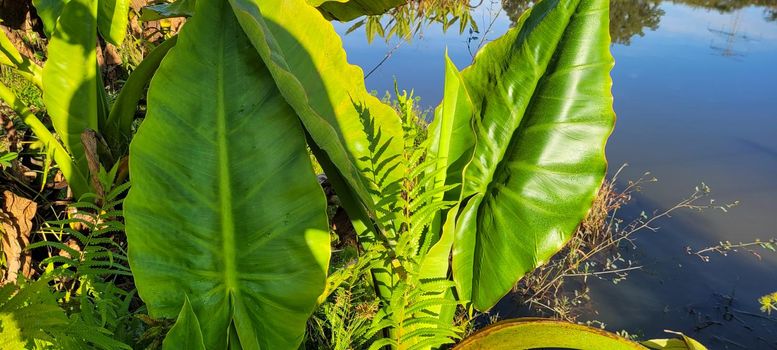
[215,24,238,296]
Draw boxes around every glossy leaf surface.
[229,0,406,224]
[454,318,645,350]
[427,54,474,203]
[124,0,329,348]
[450,0,615,310]
[41,0,103,197]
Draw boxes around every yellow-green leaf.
[455,318,645,350]
[97,0,130,45]
[41,0,102,197]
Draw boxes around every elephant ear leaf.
[229,0,406,230]
[97,0,130,46]
[41,0,102,197]
[124,0,330,349]
[451,0,615,310]
[310,0,406,22]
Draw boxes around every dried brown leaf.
[1,190,37,284]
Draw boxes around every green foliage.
[0,277,129,350]
[0,151,18,168]
[124,1,331,348]
[308,88,462,349]
[139,0,196,21]
[0,0,155,198]
[641,331,709,350]
[0,67,43,110]
[25,180,137,348]
[455,318,645,349]
[97,0,130,46]
[161,296,205,350]
[231,0,408,230]
[314,0,407,21]
[1,0,707,348]
[123,0,620,347]
[362,87,462,349]
[351,0,479,43]
[0,179,135,349]
[447,0,615,310]
[41,0,103,197]
[455,318,709,349]
[307,251,379,350]
[104,36,178,156]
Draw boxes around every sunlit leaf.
[41,0,104,197]
[455,318,645,349]
[97,0,130,45]
[448,0,616,310]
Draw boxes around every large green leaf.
[229,0,407,306]
[310,0,407,21]
[229,0,406,229]
[41,0,103,197]
[450,0,616,310]
[97,0,130,46]
[124,0,330,348]
[454,318,645,350]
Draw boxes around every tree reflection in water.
[499,0,776,45]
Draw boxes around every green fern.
[24,180,137,348]
[0,277,130,350]
[361,86,462,349]
[307,249,381,350]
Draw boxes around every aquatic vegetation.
[760,292,777,314]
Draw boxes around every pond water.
[336,1,777,348]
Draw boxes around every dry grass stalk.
[514,165,733,321]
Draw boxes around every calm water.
[336,1,777,348]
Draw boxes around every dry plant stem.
[689,239,777,262]
[468,0,502,58]
[365,37,407,79]
[516,164,732,320]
